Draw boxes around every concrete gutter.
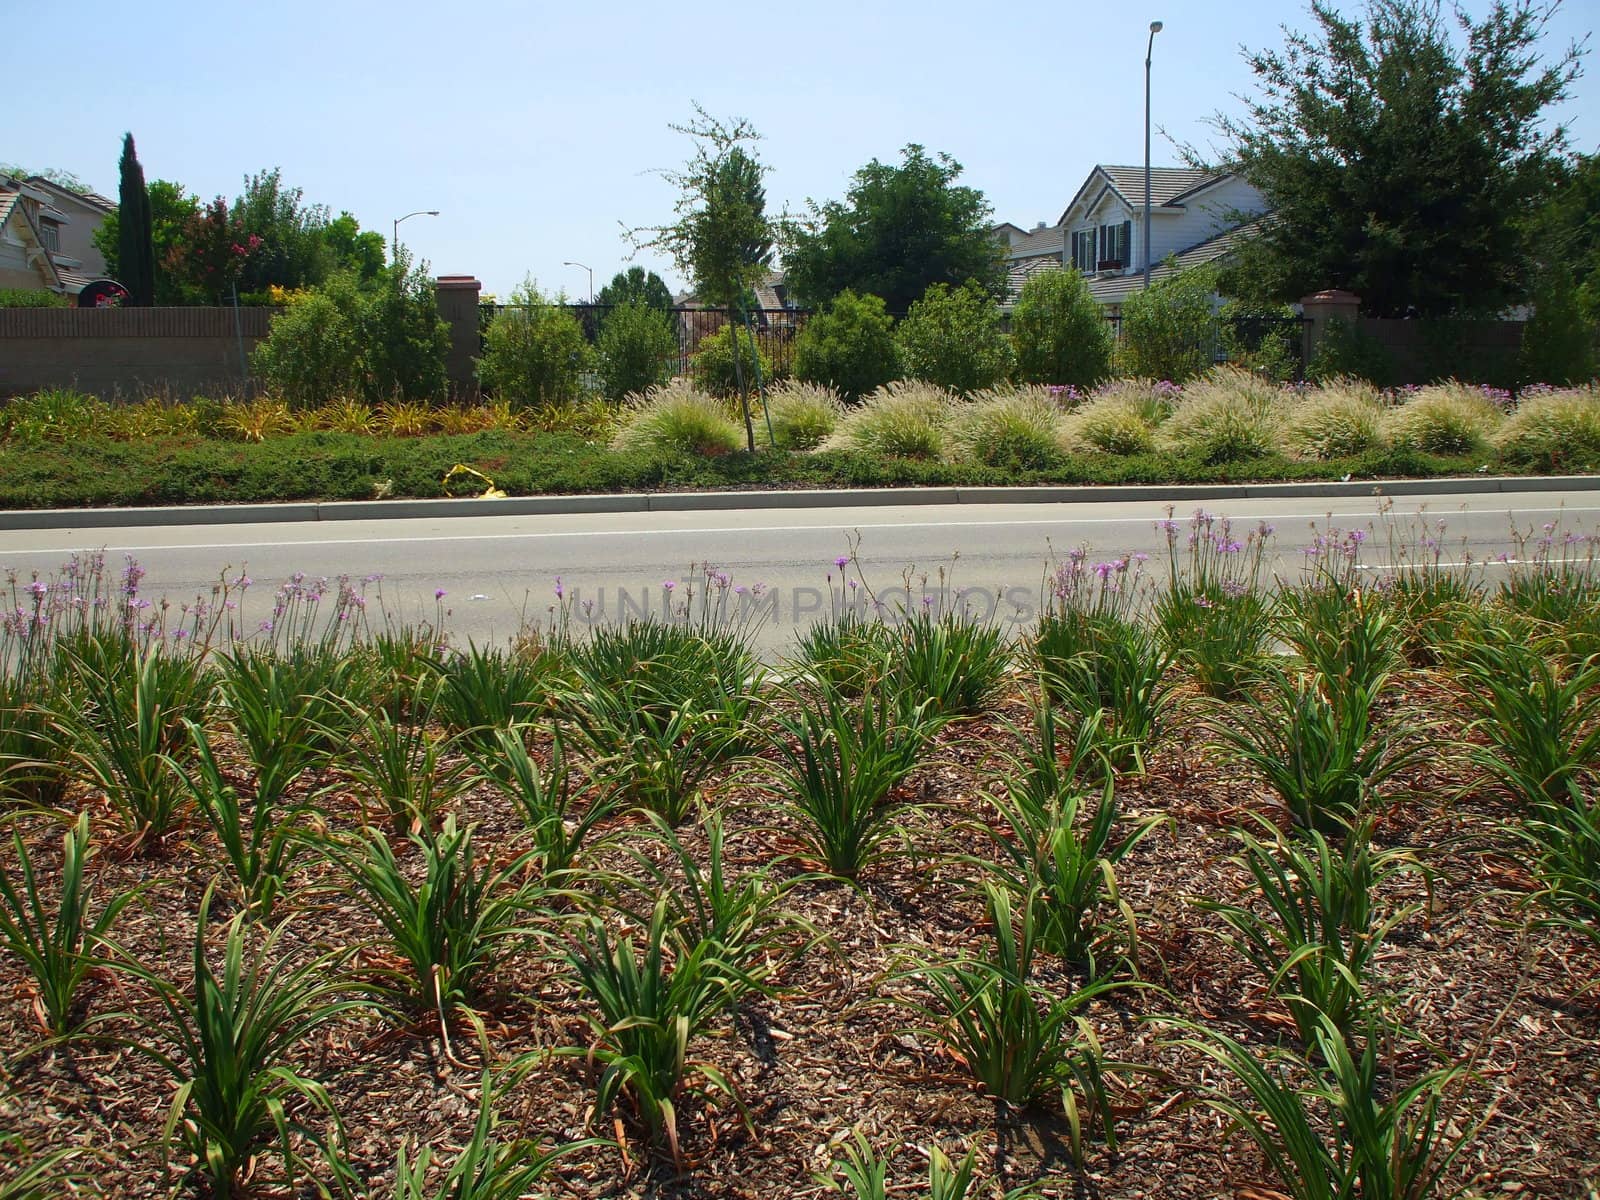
[0,475,1596,532]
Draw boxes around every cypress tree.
[116,133,156,305]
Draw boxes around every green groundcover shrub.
[793,290,900,402]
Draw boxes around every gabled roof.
[0,182,67,292]
[24,176,116,214]
[1058,165,1224,225]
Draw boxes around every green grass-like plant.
[1493,384,1600,472]
[336,676,468,834]
[892,886,1124,1163]
[328,816,550,1032]
[117,886,362,1196]
[391,1069,602,1199]
[888,606,1013,717]
[563,897,745,1164]
[172,721,314,921]
[789,609,897,696]
[467,727,610,879]
[1178,1015,1479,1200]
[816,1133,1042,1199]
[1061,394,1158,456]
[49,644,211,849]
[765,380,843,450]
[758,682,943,880]
[1283,379,1388,460]
[1198,818,1426,1047]
[0,813,133,1039]
[1156,367,1279,464]
[428,642,562,753]
[1037,614,1176,775]
[1205,667,1419,836]
[1385,382,1504,456]
[1275,582,1405,699]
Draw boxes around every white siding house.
[998,165,1267,311]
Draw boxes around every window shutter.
[1122,220,1133,267]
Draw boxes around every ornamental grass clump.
[886,604,1014,717]
[1282,378,1389,460]
[1493,384,1600,471]
[1156,366,1280,463]
[946,386,1067,469]
[1060,378,1178,455]
[1384,381,1505,456]
[610,380,743,457]
[764,379,843,450]
[825,381,950,459]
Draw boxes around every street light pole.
[563,261,594,304]
[392,210,439,262]
[1144,20,1163,291]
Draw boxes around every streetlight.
[563,261,594,304]
[392,210,439,261]
[1144,19,1164,291]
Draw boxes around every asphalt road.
[3,488,1598,656]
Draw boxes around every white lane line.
[4,505,1596,559]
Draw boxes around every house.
[997,165,1267,312]
[0,173,115,298]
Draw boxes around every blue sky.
[10,0,1595,299]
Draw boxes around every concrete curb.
[0,475,1596,532]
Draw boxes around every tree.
[321,212,387,285]
[1212,0,1583,317]
[630,105,775,450]
[1011,269,1114,387]
[169,197,261,305]
[94,180,203,302]
[896,281,1014,393]
[793,290,900,401]
[116,134,156,306]
[782,145,1005,314]
[232,168,333,294]
[0,165,92,193]
[595,266,674,312]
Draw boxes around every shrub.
[1061,396,1155,455]
[1494,384,1600,471]
[1156,366,1279,462]
[611,381,743,457]
[1115,266,1219,383]
[0,288,70,308]
[252,256,448,409]
[1012,269,1114,388]
[793,290,900,401]
[1519,263,1596,386]
[596,302,678,402]
[764,380,842,450]
[896,281,1015,394]
[1284,379,1388,459]
[825,380,949,458]
[947,386,1065,469]
[251,280,363,408]
[1307,317,1398,386]
[690,322,772,397]
[360,251,451,404]
[1385,381,1505,456]
[478,281,594,410]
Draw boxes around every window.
[39,220,61,254]
[1070,230,1097,273]
[1097,221,1131,271]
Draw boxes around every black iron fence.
[1103,312,1310,379]
[479,304,813,384]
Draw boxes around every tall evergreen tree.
[116,134,156,306]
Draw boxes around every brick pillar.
[1299,289,1361,367]
[434,275,482,401]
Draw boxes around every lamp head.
[1150,20,1163,33]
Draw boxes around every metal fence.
[479,304,813,384]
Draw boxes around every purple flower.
[435,588,447,599]
[662,580,676,592]
[834,556,850,569]
[554,576,564,599]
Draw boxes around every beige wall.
[0,307,275,398]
